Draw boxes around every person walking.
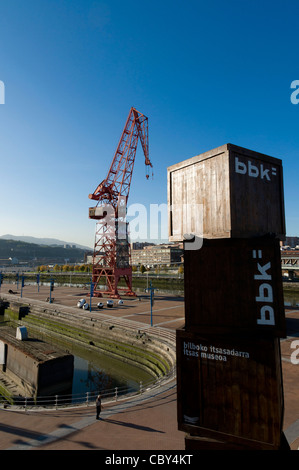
[96,394,102,420]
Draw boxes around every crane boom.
[89,108,152,208]
[89,107,153,298]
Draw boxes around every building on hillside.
[130,242,155,250]
[85,243,183,268]
[0,257,19,267]
[131,243,183,267]
[282,236,299,249]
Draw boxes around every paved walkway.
[0,283,298,450]
[1,380,183,451]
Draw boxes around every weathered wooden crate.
[184,237,286,337]
[176,328,284,449]
[168,143,285,241]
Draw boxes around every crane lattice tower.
[88,107,153,298]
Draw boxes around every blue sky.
[0,0,298,248]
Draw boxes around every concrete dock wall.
[0,295,176,384]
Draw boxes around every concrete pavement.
[0,283,298,450]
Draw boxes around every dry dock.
[0,282,298,451]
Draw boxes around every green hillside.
[0,239,89,264]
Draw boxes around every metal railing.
[0,366,176,412]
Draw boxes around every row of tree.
[37,264,92,273]
[37,264,184,274]
[133,265,184,274]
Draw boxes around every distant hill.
[0,239,90,265]
[0,234,91,251]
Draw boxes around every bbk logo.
[235,156,277,181]
[253,249,275,326]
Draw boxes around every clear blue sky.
[0,0,298,248]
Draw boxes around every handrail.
[0,366,176,412]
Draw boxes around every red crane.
[88,107,153,298]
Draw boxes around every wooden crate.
[184,237,286,337]
[176,329,284,449]
[168,143,285,241]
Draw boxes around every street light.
[146,281,157,327]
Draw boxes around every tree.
[140,264,146,274]
[38,265,47,272]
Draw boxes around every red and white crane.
[88,107,153,298]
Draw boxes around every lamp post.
[90,280,94,312]
[146,281,157,327]
[49,279,54,303]
[21,274,24,298]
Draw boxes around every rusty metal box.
[168,143,285,241]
